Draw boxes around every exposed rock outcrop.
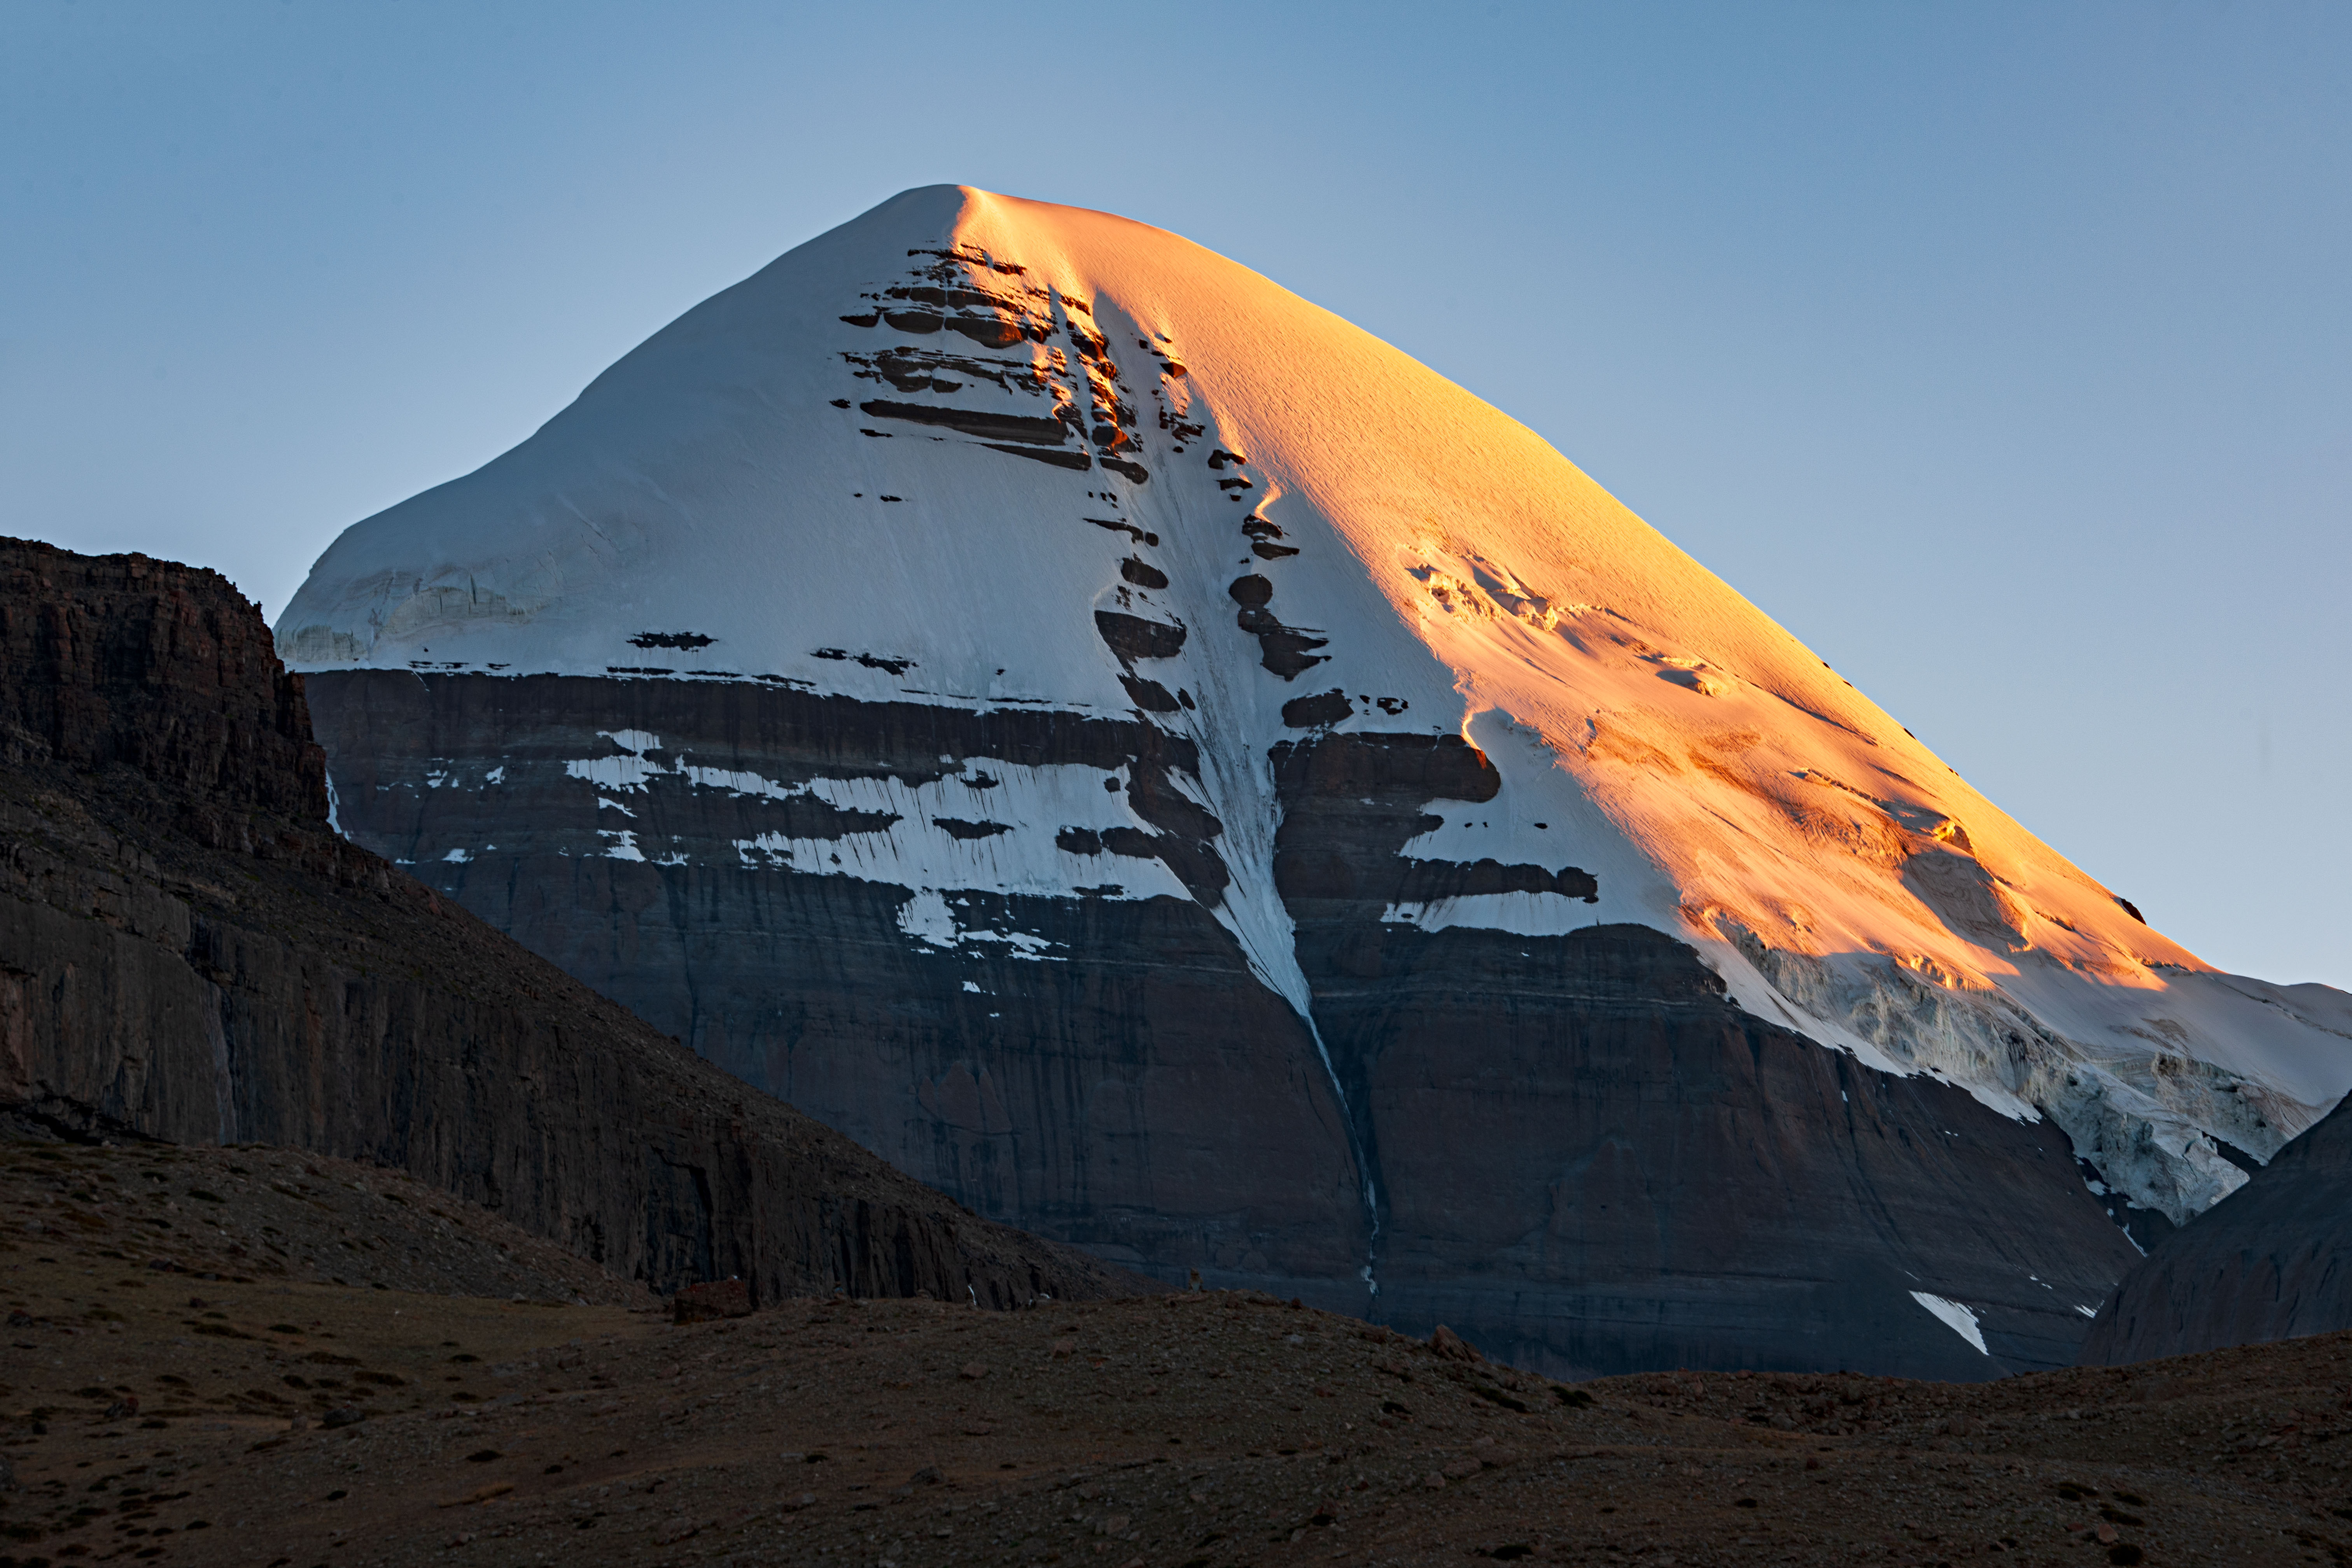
[1272,731,2138,1378]
[0,537,1131,1308]
[0,537,325,830]
[2077,1092,2352,1364]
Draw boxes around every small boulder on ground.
[672,1279,754,1323]
[1429,1325,1482,1363]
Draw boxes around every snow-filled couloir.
[278,186,2352,1376]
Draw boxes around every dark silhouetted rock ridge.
[2078,1093,2352,1365]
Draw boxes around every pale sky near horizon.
[4,2,2346,987]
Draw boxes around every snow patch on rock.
[1909,1292,1989,1354]
[728,763,1188,904]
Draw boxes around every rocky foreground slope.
[279,184,2352,1377]
[2,1135,654,1306]
[0,536,1129,1307]
[6,1134,2352,1567]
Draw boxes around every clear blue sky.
[5,2,2345,987]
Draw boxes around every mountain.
[0,535,1128,1308]
[275,185,2352,1378]
[2079,1084,2352,1364]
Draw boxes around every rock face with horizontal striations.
[302,670,1371,1300]
[0,536,1132,1309]
[276,186,2352,1377]
[1265,730,2129,1377]
[2077,1091,2352,1365]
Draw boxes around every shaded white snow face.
[276,183,2352,1227]
[1909,1291,1990,1355]
[714,763,1183,903]
[560,731,1189,955]
[1380,892,1601,934]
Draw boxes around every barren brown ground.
[7,1139,2352,1568]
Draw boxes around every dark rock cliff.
[1271,731,2138,1379]
[0,539,326,831]
[303,668,1370,1306]
[304,667,2141,1377]
[2077,1094,2352,1365]
[0,537,1130,1307]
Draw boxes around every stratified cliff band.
[308,665,2135,1379]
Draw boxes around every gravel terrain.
[7,1138,2352,1568]
[0,1136,655,1307]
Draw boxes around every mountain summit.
[278,185,2352,1376]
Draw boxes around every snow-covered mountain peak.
[279,184,2352,1230]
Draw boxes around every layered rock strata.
[0,537,1129,1308]
[303,669,1374,1305]
[1272,731,2135,1377]
[310,669,2135,1378]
